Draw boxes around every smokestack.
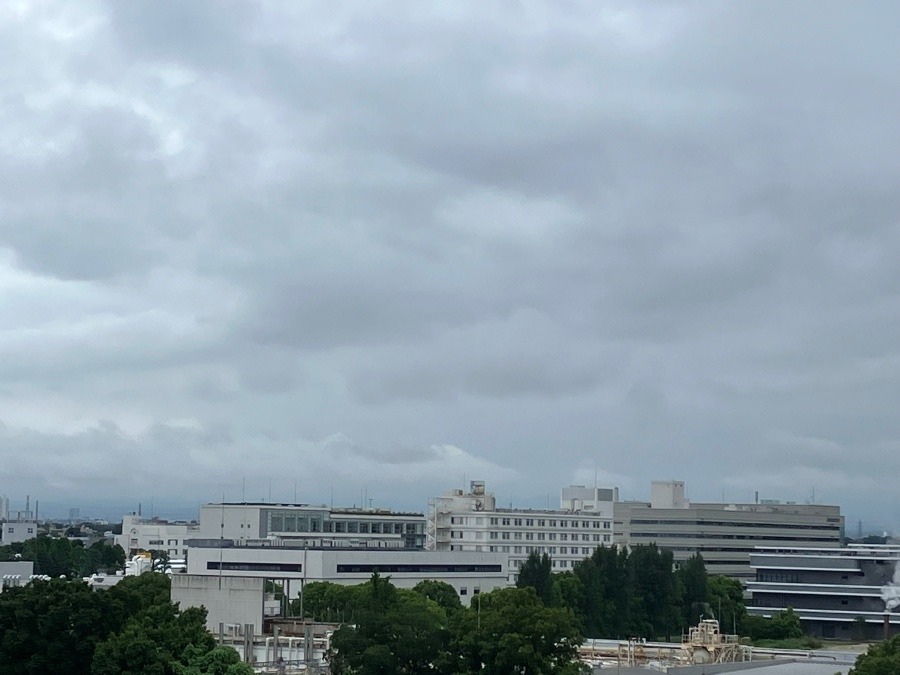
[754,491,759,504]
[34,500,38,521]
[885,612,891,641]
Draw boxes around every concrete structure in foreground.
[614,481,844,580]
[747,544,900,641]
[172,574,266,634]
[185,541,508,605]
[427,481,615,577]
[0,560,35,588]
[198,502,427,549]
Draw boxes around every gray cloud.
[0,1,898,529]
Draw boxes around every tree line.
[297,573,586,674]
[0,535,125,578]
[0,573,251,675]
[516,546,804,643]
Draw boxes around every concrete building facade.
[427,481,616,577]
[185,542,508,606]
[747,544,900,640]
[115,514,200,558]
[614,481,844,580]
[197,503,427,549]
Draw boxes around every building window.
[514,546,522,554]
[538,519,546,527]
[460,587,467,596]
[514,518,522,526]
[502,518,510,526]
[525,533,533,541]
[549,533,557,541]
[537,533,545,541]
[603,522,611,529]
[514,532,522,540]
[490,517,498,526]
[603,535,610,542]
[560,547,568,554]
[526,519,534,527]
[501,532,510,540]
[582,521,590,528]
[560,534,568,541]
[489,532,498,540]
[549,520,557,527]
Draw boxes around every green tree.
[517,552,557,606]
[451,586,584,675]
[0,577,116,675]
[412,579,463,614]
[707,575,746,635]
[677,553,708,630]
[91,604,214,675]
[328,573,451,675]
[744,607,803,641]
[175,645,254,675]
[850,633,900,674]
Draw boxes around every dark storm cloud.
[0,1,897,528]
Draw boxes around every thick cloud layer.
[1,1,898,528]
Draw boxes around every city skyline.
[1,3,898,532]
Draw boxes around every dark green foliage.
[451,586,584,675]
[174,645,254,675]
[571,544,682,639]
[677,553,708,629]
[91,604,214,675]
[744,607,803,641]
[0,578,115,675]
[850,634,900,674]
[0,572,237,675]
[517,551,557,606]
[706,575,746,634]
[292,580,366,622]
[328,572,451,675]
[326,575,585,675]
[412,579,463,614]
[0,536,125,578]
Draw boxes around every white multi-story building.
[427,481,617,578]
[115,514,200,558]
[0,494,39,545]
[197,502,427,549]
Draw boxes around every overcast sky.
[1,1,898,529]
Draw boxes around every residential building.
[115,514,200,558]
[614,481,844,580]
[747,544,900,640]
[427,481,616,578]
[197,502,426,549]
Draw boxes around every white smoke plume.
[880,560,900,611]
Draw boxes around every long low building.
[185,540,509,605]
[747,544,900,640]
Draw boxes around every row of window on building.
[450,516,610,529]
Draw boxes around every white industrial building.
[427,481,616,576]
[197,502,427,549]
[0,494,39,545]
[115,514,200,558]
[185,543,507,605]
[614,480,844,580]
